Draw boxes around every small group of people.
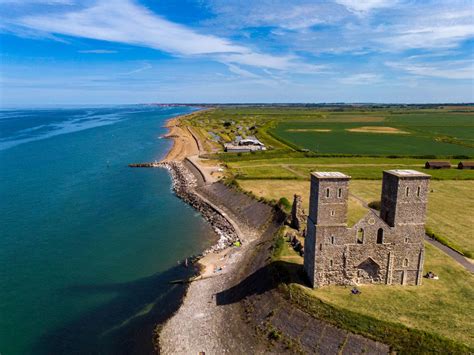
[424,271,439,280]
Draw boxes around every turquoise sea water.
[0,106,216,354]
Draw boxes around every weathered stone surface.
[304,170,430,287]
[290,194,306,231]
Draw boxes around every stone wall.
[305,170,430,288]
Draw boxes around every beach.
[155,110,281,353]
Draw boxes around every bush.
[368,200,381,211]
[268,328,282,341]
[278,197,291,211]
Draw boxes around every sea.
[0,105,217,354]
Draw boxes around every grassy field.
[237,179,474,258]
[227,156,474,180]
[271,112,474,156]
[273,236,474,350]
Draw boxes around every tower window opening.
[357,228,364,244]
[417,186,421,197]
[403,258,409,267]
[338,188,342,198]
[405,236,409,243]
[331,236,335,244]
[330,210,335,216]
[319,243,322,251]
[329,259,333,267]
[377,228,384,244]
[326,188,330,198]
[406,186,410,197]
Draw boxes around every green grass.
[272,119,474,155]
[272,237,473,352]
[227,157,474,180]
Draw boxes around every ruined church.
[304,170,430,287]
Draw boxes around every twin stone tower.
[304,170,431,287]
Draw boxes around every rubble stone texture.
[304,170,430,287]
[290,194,306,231]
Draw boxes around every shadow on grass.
[30,265,195,355]
[216,260,307,306]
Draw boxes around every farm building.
[425,161,451,169]
[224,135,266,153]
[224,143,266,153]
[458,161,474,169]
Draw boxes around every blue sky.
[1,0,473,105]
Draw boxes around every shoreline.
[154,110,279,353]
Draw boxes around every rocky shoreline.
[158,161,240,253]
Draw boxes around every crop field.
[237,179,473,258]
[272,112,474,155]
[227,156,474,180]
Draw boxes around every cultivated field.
[272,112,474,155]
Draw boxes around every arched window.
[319,244,323,251]
[405,236,409,243]
[326,188,330,198]
[377,228,384,244]
[330,210,335,216]
[338,188,342,198]
[357,228,364,244]
[417,186,421,197]
[406,186,410,196]
[403,258,409,267]
[329,259,333,267]
[331,236,335,244]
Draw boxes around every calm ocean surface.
[0,105,216,354]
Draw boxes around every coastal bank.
[152,110,391,354]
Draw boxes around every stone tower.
[304,172,351,288]
[304,170,430,288]
[380,170,431,227]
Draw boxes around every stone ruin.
[303,170,431,288]
[290,194,306,231]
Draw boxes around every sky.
[0,0,473,105]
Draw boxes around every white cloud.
[379,24,474,51]
[334,0,396,14]
[386,60,474,80]
[11,0,322,72]
[121,63,152,75]
[202,0,347,30]
[339,73,382,85]
[18,1,246,56]
[226,64,261,79]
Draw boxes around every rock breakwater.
[158,161,240,253]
